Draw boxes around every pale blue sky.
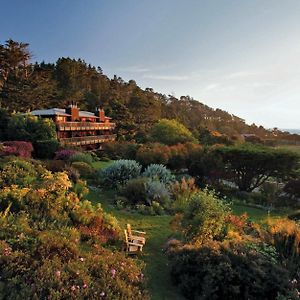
[1,0,300,129]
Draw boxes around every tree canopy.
[150,119,197,145]
[1,39,299,143]
[215,144,299,192]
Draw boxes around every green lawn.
[92,160,115,170]
[87,189,185,300]
[276,145,300,155]
[232,203,289,222]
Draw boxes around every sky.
[1,0,300,129]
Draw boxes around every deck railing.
[56,121,116,131]
[59,134,116,146]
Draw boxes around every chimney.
[66,102,79,121]
[95,107,106,122]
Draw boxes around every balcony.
[59,134,116,146]
[56,121,116,131]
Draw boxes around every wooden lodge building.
[31,103,116,148]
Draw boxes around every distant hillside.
[0,39,299,143]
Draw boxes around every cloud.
[202,83,219,91]
[226,71,259,79]
[143,74,189,81]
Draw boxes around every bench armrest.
[128,242,143,247]
[131,230,146,235]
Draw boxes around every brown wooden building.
[31,103,116,148]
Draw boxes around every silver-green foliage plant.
[101,160,142,188]
[145,180,170,207]
[142,164,175,185]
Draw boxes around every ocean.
[282,129,300,135]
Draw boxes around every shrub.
[6,113,57,142]
[268,219,300,277]
[103,141,140,160]
[120,178,171,213]
[34,139,59,159]
[168,143,189,170]
[65,165,80,182]
[284,178,300,199]
[145,180,170,208]
[0,158,45,188]
[54,149,78,160]
[0,157,148,299]
[136,143,171,166]
[168,241,292,300]
[2,141,34,158]
[69,152,94,165]
[120,177,148,206]
[142,164,175,185]
[44,159,67,172]
[100,160,142,188]
[180,189,230,244]
[71,162,95,179]
[170,177,199,212]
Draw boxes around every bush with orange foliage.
[136,143,171,166]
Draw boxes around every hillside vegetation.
[1,39,299,144]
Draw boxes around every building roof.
[79,111,99,118]
[31,108,99,118]
[31,108,71,117]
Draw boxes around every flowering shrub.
[99,159,142,188]
[0,158,148,299]
[1,141,33,158]
[54,149,78,160]
[0,158,45,188]
[142,164,175,185]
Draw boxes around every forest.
[1,39,299,144]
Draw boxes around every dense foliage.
[0,157,148,299]
[1,39,299,144]
[214,144,299,191]
[150,119,197,145]
[99,159,142,188]
[168,241,293,300]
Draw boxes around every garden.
[0,114,300,299]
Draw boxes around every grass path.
[87,189,186,300]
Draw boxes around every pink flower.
[79,257,84,262]
[111,268,116,278]
[55,270,61,278]
[100,291,105,297]
[71,285,76,291]
[83,283,88,289]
